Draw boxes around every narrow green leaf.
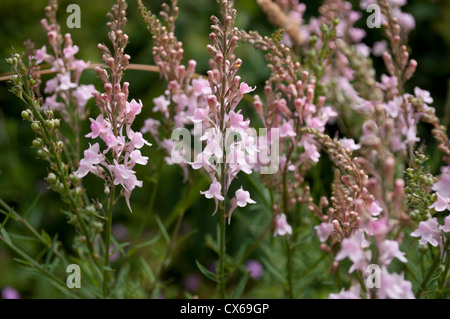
[155,215,170,244]
[231,271,250,299]
[196,259,217,282]
[139,256,155,283]
[41,229,52,246]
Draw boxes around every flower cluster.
[36,1,94,124]
[76,0,150,211]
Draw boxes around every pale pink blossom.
[339,138,361,151]
[315,222,334,242]
[235,187,256,207]
[73,84,96,109]
[378,268,414,299]
[86,114,110,139]
[329,284,361,299]
[76,143,104,177]
[369,201,383,216]
[279,120,297,138]
[273,214,292,237]
[57,73,77,91]
[414,87,433,105]
[441,216,450,233]
[201,179,225,201]
[379,240,407,265]
[432,173,450,198]
[35,45,48,64]
[430,193,450,212]
[411,218,442,247]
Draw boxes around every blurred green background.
[0,0,449,298]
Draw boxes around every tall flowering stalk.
[187,0,259,297]
[76,0,150,297]
[7,1,101,270]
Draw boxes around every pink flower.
[63,45,79,60]
[432,173,450,198]
[238,82,256,95]
[189,107,209,123]
[235,187,256,207]
[109,160,141,191]
[44,77,58,94]
[192,78,211,96]
[414,87,433,105]
[430,193,450,212]
[441,216,450,233]
[411,218,442,247]
[228,110,249,129]
[379,240,407,266]
[315,222,334,242]
[279,120,297,138]
[153,95,170,117]
[73,84,96,109]
[141,118,160,137]
[201,179,225,201]
[372,41,388,57]
[329,284,361,299]
[126,99,143,122]
[57,73,76,91]
[245,260,264,279]
[378,268,414,299]
[367,217,389,238]
[76,143,104,177]
[348,28,366,42]
[35,45,48,64]
[339,138,361,151]
[1,287,20,299]
[369,201,383,216]
[335,231,370,273]
[273,214,292,237]
[128,130,150,149]
[86,114,109,139]
[129,150,149,166]
[42,94,64,111]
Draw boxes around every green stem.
[285,237,294,299]
[437,252,450,298]
[416,236,450,298]
[102,185,116,298]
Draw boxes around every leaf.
[0,228,12,245]
[155,215,170,244]
[139,256,155,283]
[230,271,250,299]
[196,259,217,282]
[262,258,285,283]
[41,229,52,246]
[135,235,161,249]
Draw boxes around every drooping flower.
[201,179,225,201]
[235,187,256,207]
[273,214,293,237]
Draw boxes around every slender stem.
[285,237,294,299]
[282,142,295,299]
[102,185,116,298]
[437,252,450,298]
[416,236,450,298]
